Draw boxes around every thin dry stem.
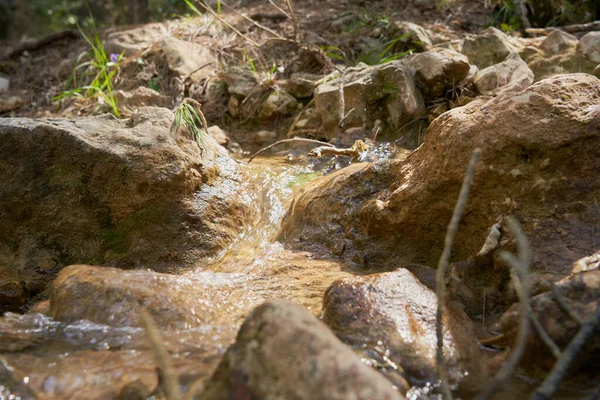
[268,0,291,18]
[529,308,562,359]
[247,138,334,163]
[220,0,285,40]
[435,148,481,400]
[283,0,300,41]
[193,0,260,47]
[475,217,531,400]
[337,70,345,148]
[308,146,359,158]
[140,309,182,400]
[530,305,600,400]
[551,283,583,325]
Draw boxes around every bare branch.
[530,305,600,400]
[247,138,334,163]
[435,148,481,400]
[336,70,345,148]
[551,283,583,325]
[219,0,285,40]
[140,310,182,400]
[268,0,292,19]
[475,217,531,400]
[193,0,260,47]
[282,0,300,41]
[529,307,562,359]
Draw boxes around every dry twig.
[336,70,345,148]
[247,138,334,163]
[192,0,260,47]
[551,283,583,325]
[283,0,300,41]
[475,217,531,400]
[140,310,182,400]
[220,0,285,40]
[530,305,600,400]
[435,148,481,400]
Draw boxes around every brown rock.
[258,89,298,120]
[285,72,321,98]
[314,61,425,141]
[474,53,534,94]
[0,107,255,295]
[407,47,471,100]
[202,299,404,400]
[280,73,600,281]
[498,268,600,372]
[462,27,521,69]
[322,268,488,392]
[577,32,600,65]
[114,87,172,111]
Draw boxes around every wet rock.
[206,125,230,146]
[498,268,600,371]
[49,264,260,329]
[202,299,404,400]
[223,66,258,98]
[577,32,600,65]
[258,89,298,120]
[106,24,166,55]
[462,27,520,69]
[396,21,433,51]
[0,107,255,294]
[407,48,470,100]
[285,72,321,98]
[314,61,425,140]
[280,73,600,280]
[161,36,215,83]
[114,87,172,110]
[474,53,534,94]
[322,269,488,391]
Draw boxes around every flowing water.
[0,151,592,400]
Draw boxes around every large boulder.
[280,73,600,280]
[462,27,521,69]
[0,107,255,296]
[201,299,404,400]
[322,268,489,392]
[314,61,426,141]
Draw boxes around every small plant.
[172,98,209,153]
[53,14,122,117]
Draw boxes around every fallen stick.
[475,217,532,400]
[530,305,600,400]
[526,20,600,36]
[247,138,334,163]
[435,148,481,400]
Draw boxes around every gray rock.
[539,30,578,54]
[206,125,230,146]
[407,47,470,99]
[252,130,277,145]
[396,21,433,51]
[577,31,600,64]
[285,72,321,98]
[105,23,166,55]
[474,53,533,94]
[462,27,521,69]
[161,36,215,83]
[0,76,9,93]
[258,89,298,120]
[314,61,425,140]
[202,299,405,400]
[223,66,258,98]
[114,87,172,111]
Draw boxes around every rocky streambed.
[1,5,600,399]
